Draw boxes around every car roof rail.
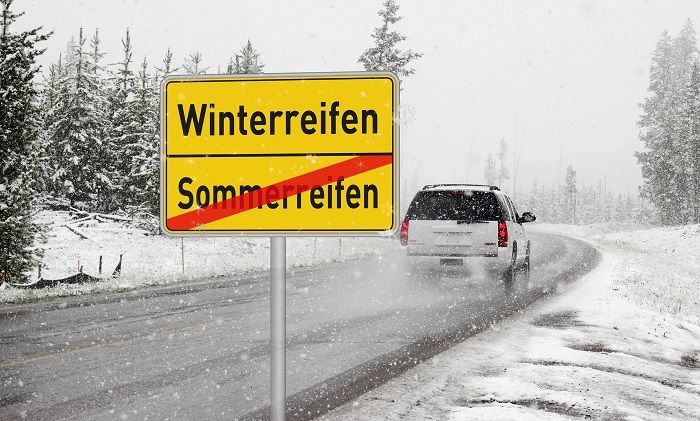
[422,184,500,191]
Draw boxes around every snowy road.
[0,233,598,420]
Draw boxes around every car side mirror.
[518,212,536,223]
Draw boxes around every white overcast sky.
[17,0,700,196]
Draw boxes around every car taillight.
[400,218,410,246]
[497,219,508,247]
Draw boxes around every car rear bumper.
[407,251,498,257]
[406,246,512,268]
[407,244,506,258]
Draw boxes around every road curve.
[0,233,599,420]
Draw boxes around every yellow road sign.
[160,73,399,235]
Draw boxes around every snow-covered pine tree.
[128,57,159,216]
[679,61,700,223]
[483,155,496,185]
[613,193,626,223]
[598,184,609,222]
[46,51,71,198]
[638,21,699,225]
[47,28,107,211]
[496,139,509,187]
[88,28,111,211]
[89,29,104,78]
[687,63,700,223]
[227,40,264,74]
[44,50,75,202]
[106,29,140,211]
[671,20,697,222]
[564,166,577,224]
[123,48,180,221]
[359,0,422,78]
[0,0,49,281]
[155,48,177,80]
[183,51,207,75]
[35,59,61,196]
[637,31,684,224]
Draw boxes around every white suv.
[400,184,536,283]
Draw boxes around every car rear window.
[405,190,503,221]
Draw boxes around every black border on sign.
[161,73,399,236]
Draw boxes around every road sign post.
[270,236,286,421]
[160,72,399,419]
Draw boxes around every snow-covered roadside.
[0,211,393,303]
[536,223,700,325]
[323,224,700,420]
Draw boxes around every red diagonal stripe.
[166,154,393,231]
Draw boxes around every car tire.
[502,244,517,285]
[522,242,531,282]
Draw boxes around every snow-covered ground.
[0,210,393,303]
[323,223,700,420]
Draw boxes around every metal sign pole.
[270,236,286,421]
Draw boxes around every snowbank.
[0,210,393,303]
[323,224,700,420]
[535,223,700,325]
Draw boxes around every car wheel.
[522,243,531,282]
[502,245,517,285]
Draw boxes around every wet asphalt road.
[0,232,598,420]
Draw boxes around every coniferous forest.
[1,0,421,281]
[637,20,700,225]
[1,0,699,281]
[39,30,265,217]
[491,21,700,226]
[0,2,267,280]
